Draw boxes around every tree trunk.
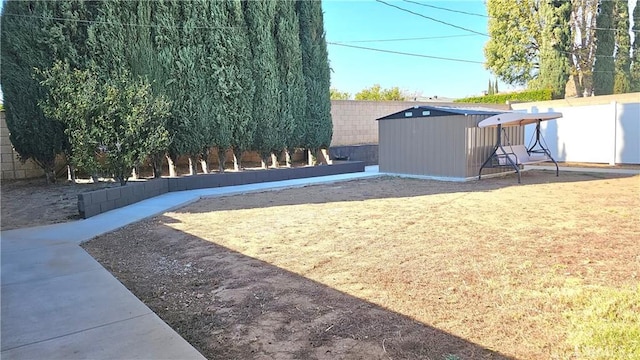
[200,148,210,174]
[151,153,163,178]
[117,173,128,186]
[217,148,227,173]
[307,148,318,166]
[284,148,293,168]
[166,154,178,177]
[232,148,243,171]
[260,152,270,169]
[319,148,332,165]
[200,159,209,174]
[131,166,139,180]
[188,156,198,175]
[44,169,56,184]
[67,164,77,184]
[270,152,279,168]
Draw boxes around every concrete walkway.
[2,164,637,359]
[526,164,640,175]
[1,167,381,360]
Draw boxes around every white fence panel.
[616,102,640,164]
[524,103,615,163]
[513,95,639,165]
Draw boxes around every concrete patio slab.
[1,312,204,360]
[1,243,103,285]
[1,268,153,351]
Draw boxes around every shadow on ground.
[84,219,515,360]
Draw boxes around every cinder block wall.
[1,112,46,180]
[78,161,366,218]
[329,100,510,146]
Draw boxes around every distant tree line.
[0,0,332,184]
[331,84,406,101]
[485,0,640,99]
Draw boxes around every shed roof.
[376,105,507,121]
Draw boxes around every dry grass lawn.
[83,170,640,359]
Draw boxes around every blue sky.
[322,0,508,99]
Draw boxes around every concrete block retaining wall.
[78,161,365,218]
[329,144,378,166]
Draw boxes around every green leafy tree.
[98,74,170,184]
[571,0,598,96]
[88,1,160,89]
[613,0,632,93]
[487,0,602,97]
[487,79,495,95]
[87,0,132,77]
[40,63,170,185]
[275,0,306,167]
[355,84,405,101]
[152,0,205,176]
[204,0,239,172]
[593,0,615,95]
[0,0,91,183]
[179,1,213,175]
[297,0,333,165]
[37,62,100,176]
[87,0,167,177]
[225,0,256,171]
[244,0,281,168]
[494,79,499,94]
[150,0,182,176]
[632,0,640,91]
[186,0,221,174]
[330,88,350,100]
[530,0,572,99]
[484,0,542,86]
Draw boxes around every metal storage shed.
[377,106,524,180]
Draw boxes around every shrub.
[455,89,553,104]
[39,62,170,185]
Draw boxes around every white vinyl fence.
[511,93,640,165]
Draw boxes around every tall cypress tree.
[87,0,129,76]
[275,0,306,167]
[86,0,166,178]
[594,0,616,95]
[613,0,632,93]
[152,0,203,176]
[1,0,91,183]
[226,0,256,171]
[296,0,332,165]
[244,0,280,168]
[532,0,572,99]
[149,0,180,176]
[632,0,640,91]
[207,0,256,172]
[179,1,211,175]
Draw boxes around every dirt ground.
[0,177,119,230]
[0,161,301,231]
[74,170,640,359]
